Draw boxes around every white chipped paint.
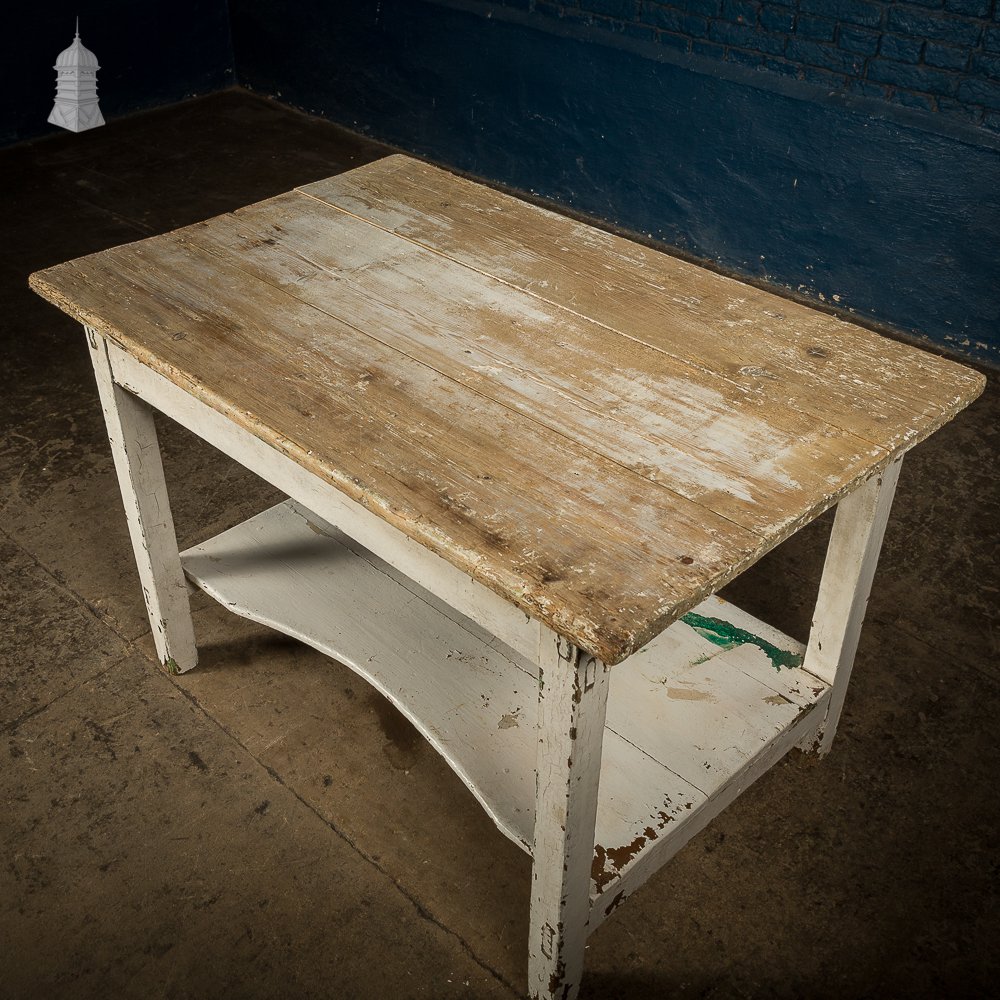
[803,460,902,754]
[87,330,196,672]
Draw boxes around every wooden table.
[31,155,984,999]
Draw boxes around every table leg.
[529,632,609,1000]
[87,326,198,673]
[803,456,903,754]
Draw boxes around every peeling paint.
[592,832,655,891]
[548,959,569,1000]
[764,693,791,706]
[664,686,715,702]
[497,708,521,729]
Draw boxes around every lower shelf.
[181,500,830,923]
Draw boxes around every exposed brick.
[657,28,694,50]
[759,7,795,31]
[879,33,924,62]
[786,36,865,71]
[845,77,891,98]
[691,37,727,55]
[751,29,789,53]
[943,0,992,15]
[924,40,971,70]
[764,56,802,75]
[709,19,756,43]
[580,0,640,18]
[938,96,988,122]
[721,0,759,22]
[891,89,937,111]
[677,0,724,16]
[887,10,985,46]
[867,58,962,95]
[797,0,883,29]
[958,75,1000,108]
[797,63,849,87]
[796,15,838,42]
[620,19,658,39]
[641,3,711,35]
[529,0,1000,131]
[727,46,767,66]
[972,50,1000,79]
[838,25,881,54]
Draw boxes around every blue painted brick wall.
[523,0,1000,127]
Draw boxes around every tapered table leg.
[803,457,902,754]
[87,326,198,673]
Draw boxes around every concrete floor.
[2,91,998,1000]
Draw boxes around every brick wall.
[503,0,1000,129]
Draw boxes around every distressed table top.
[30,154,985,664]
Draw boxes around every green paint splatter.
[681,613,803,671]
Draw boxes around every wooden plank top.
[30,154,985,664]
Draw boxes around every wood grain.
[32,238,756,663]
[181,194,888,537]
[301,155,983,451]
[29,155,985,664]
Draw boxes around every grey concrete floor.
[2,91,998,1000]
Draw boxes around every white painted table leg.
[802,457,902,754]
[87,326,198,673]
[529,630,609,1000]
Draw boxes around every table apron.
[104,338,544,666]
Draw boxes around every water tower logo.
[48,19,105,133]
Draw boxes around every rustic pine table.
[31,155,983,1000]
